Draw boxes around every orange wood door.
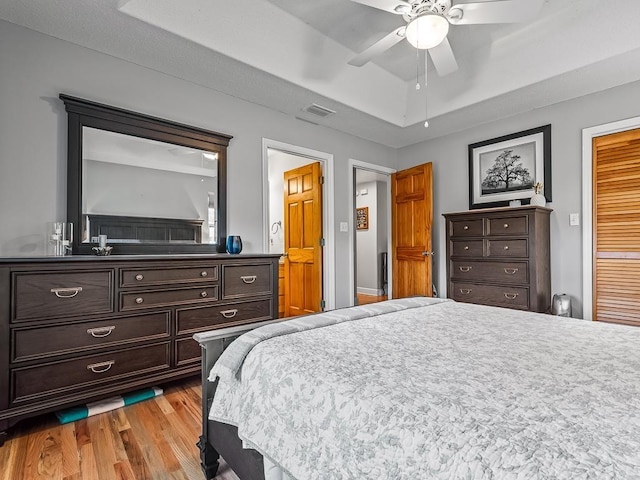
[283,162,323,316]
[593,128,640,326]
[392,162,433,298]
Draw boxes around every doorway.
[262,139,335,317]
[348,160,395,306]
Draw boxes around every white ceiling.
[2,0,640,148]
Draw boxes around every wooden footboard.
[194,321,277,480]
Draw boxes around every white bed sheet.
[210,299,640,479]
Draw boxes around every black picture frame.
[468,124,551,209]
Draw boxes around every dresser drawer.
[223,264,272,299]
[175,337,201,366]
[486,239,528,257]
[121,265,218,287]
[451,261,528,284]
[487,215,528,236]
[451,240,484,257]
[12,312,171,362]
[450,219,484,237]
[177,298,273,334]
[11,342,170,404]
[451,282,529,310]
[13,270,113,322]
[120,286,218,311]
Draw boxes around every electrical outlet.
[570,213,580,226]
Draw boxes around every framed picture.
[468,124,551,209]
[356,207,368,230]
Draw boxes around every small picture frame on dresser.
[468,124,551,209]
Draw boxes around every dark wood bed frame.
[194,322,280,480]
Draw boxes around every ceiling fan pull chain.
[424,50,429,128]
[415,44,420,90]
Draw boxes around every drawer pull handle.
[201,291,208,298]
[458,266,472,272]
[241,275,257,284]
[87,326,116,338]
[135,297,144,304]
[459,288,472,295]
[201,271,208,277]
[463,225,469,230]
[135,274,144,281]
[504,268,519,275]
[220,309,238,318]
[504,223,509,228]
[464,246,469,250]
[504,293,519,299]
[51,287,83,298]
[87,360,115,374]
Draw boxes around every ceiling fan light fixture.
[405,13,449,49]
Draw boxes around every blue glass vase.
[226,235,242,254]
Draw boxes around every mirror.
[61,94,231,254]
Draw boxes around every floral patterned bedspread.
[209,299,640,480]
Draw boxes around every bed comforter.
[209,298,640,479]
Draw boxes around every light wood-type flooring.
[356,293,387,305]
[0,377,240,480]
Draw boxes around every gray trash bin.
[551,293,572,317]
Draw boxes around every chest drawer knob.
[504,293,519,299]
[220,309,239,319]
[459,288,472,295]
[135,274,144,281]
[201,271,208,277]
[87,360,115,374]
[458,266,472,272]
[464,246,469,250]
[241,275,257,284]
[463,225,469,230]
[504,223,509,229]
[87,325,116,338]
[201,291,208,298]
[504,246,510,250]
[50,286,83,298]
[504,268,519,275]
[135,297,144,304]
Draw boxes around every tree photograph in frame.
[468,125,551,209]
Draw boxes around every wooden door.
[283,162,323,316]
[593,128,640,326]
[392,162,433,298]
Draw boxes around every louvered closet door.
[593,128,640,326]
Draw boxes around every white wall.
[398,79,640,319]
[0,21,398,308]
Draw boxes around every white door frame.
[262,138,336,311]
[581,115,640,320]
[348,159,396,306]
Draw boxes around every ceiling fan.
[348,0,545,77]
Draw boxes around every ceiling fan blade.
[348,26,406,67]
[447,0,545,25]
[350,0,412,15]
[428,37,458,76]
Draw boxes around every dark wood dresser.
[0,254,279,444]
[443,206,552,312]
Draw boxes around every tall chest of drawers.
[0,254,279,444]
[443,206,552,312]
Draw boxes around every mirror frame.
[61,94,232,254]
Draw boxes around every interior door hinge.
[319,176,325,185]
[319,237,325,247]
[320,299,326,310]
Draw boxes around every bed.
[195,297,640,480]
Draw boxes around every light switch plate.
[570,213,580,226]
[339,222,348,232]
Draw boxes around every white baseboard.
[357,287,384,296]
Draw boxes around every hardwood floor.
[0,377,240,480]
[357,293,387,305]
